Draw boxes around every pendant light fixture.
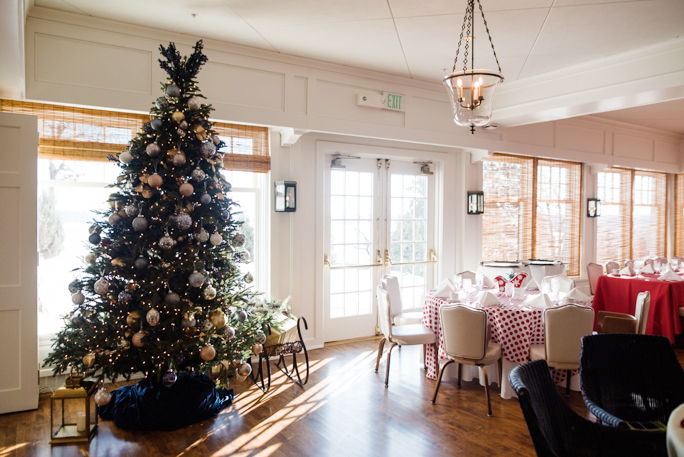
[443,0,503,134]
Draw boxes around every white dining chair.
[375,286,437,387]
[529,304,594,396]
[585,263,603,296]
[381,274,422,325]
[604,261,620,275]
[456,270,478,283]
[634,291,650,335]
[597,290,650,335]
[431,304,502,416]
[541,274,575,293]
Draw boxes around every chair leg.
[431,359,454,404]
[482,365,492,416]
[432,343,439,376]
[565,370,571,397]
[375,338,386,373]
[497,358,503,391]
[457,363,462,388]
[384,342,398,387]
[423,344,427,371]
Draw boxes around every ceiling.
[30,0,684,135]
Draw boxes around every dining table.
[592,273,684,343]
[422,287,593,399]
[478,259,565,288]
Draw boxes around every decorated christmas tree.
[44,41,272,416]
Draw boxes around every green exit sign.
[383,92,405,112]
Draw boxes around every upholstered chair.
[541,274,576,293]
[604,261,620,274]
[585,263,603,296]
[381,274,422,325]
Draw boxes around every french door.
[323,155,435,342]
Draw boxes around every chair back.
[642,258,654,268]
[376,286,393,340]
[541,274,575,293]
[604,261,620,274]
[544,305,594,370]
[634,291,650,335]
[381,274,403,318]
[654,257,668,267]
[624,259,634,269]
[456,270,477,283]
[439,304,487,360]
[585,263,603,295]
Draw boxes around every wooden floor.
[3,336,670,457]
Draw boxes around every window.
[482,154,582,276]
[676,175,684,256]
[632,171,667,259]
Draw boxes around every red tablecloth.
[592,274,684,343]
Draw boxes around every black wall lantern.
[467,191,484,215]
[274,181,296,212]
[587,198,601,217]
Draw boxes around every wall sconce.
[274,181,296,212]
[467,191,484,215]
[587,198,601,217]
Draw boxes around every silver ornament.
[212,135,221,146]
[210,232,223,246]
[203,284,217,300]
[179,120,188,130]
[146,308,160,326]
[94,278,109,295]
[132,216,148,231]
[189,271,205,288]
[239,250,251,262]
[237,361,252,377]
[200,193,212,204]
[119,150,133,164]
[256,331,267,344]
[88,224,101,234]
[187,97,201,110]
[181,314,196,328]
[68,281,80,294]
[150,118,162,130]
[85,253,97,266]
[235,310,248,322]
[198,228,210,243]
[201,142,216,157]
[173,151,186,166]
[134,256,148,270]
[94,387,111,406]
[244,272,254,284]
[232,232,245,247]
[191,167,206,182]
[118,291,132,305]
[176,213,192,230]
[159,234,175,250]
[166,84,180,98]
[163,369,177,387]
[109,213,123,226]
[155,96,169,110]
[72,292,85,305]
[146,143,161,157]
[125,205,138,217]
[224,325,235,339]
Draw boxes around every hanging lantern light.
[443,0,503,134]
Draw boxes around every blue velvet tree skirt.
[98,373,234,431]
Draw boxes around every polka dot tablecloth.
[422,291,590,387]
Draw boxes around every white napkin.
[565,287,591,302]
[525,293,554,309]
[524,279,539,291]
[434,278,456,298]
[620,265,635,276]
[658,270,684,282]
[477,291,500,306]
[482,276,495,288]
[639,264,655,274]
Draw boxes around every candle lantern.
[587,198,601,217]
[274,181,297,212]
[467,191,484,215]
[50,369,98,444]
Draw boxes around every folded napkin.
[482,276,495,288]
[566,288,591,302]
[434,278,456,298]
[620,265,635,276]
[524,279,539,292]
[639,264,655,274]
[658,270,684,282]
[525,293,553,309]
[477,291,500,306]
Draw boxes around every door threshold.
[324,335,382,347]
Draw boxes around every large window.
[596,168,631,265]
[676,175,684,256]
[482,154,582,276]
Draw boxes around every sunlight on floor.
[0,443,28,456]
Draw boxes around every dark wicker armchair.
[509,360,666,457]
[580,334,684,428]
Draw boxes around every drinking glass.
[454,274,463,290]
[654,261,662,274]
[476,272,484,289]
[505,281,514,298]
[463,278,472,293]
[551,278,560,300]
[672,259,679,272]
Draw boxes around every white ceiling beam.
[493,37,684,128]
[0,0,26,99]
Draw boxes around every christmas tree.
[44,41,272,403]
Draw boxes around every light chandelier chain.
[477,0,502,74]
[462,1,473,73]
[451,3,471,73]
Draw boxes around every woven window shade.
[213,123,270,173]
[632,170,667,259]
[676,175,684,256]
[535,159,582,276]
[482,154,534,261]
[596,168,632,265]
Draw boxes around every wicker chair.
[580,334,684,428]
[509,360,667,457]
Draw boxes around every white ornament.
[94,278,109,295]
[119,150,133,164]
[85,253,97,266]
[198,228,209,243]
[72,292,85,305]
[94,387,111,406]
[210,232,223,246]
[188,97,201,110]
[189,271,205,288]
[146,308,160,326]
[132,216,148,231]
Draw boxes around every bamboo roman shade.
[596,168,632,265]
[676,175,684,256]
[482,154,582,276]
[0,100,270,173]
[632,170,667,259]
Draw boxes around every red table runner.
[592,274,684,343]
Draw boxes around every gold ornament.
[209,309,226,329]
[251,344,263,355]
[126,310,143,327]
[132,331,146,347]
[171,111,185,123]
[82,353,95,367]
[200,345,216,361]
[194,125,207,141]
[139,174,149,184]
[184,326,197,337]
[112,257,126,267]
[167,147,178,157]
[142,188,153,199]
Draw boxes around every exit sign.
[383,92,404,111]
[356,91,406,112]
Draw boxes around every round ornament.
[204,285,218,301]
[146,142,161,157]
[232,232,245,247]
[171,111,185,123]
[132,216,148,231]
[165,84,180,98]
[175,213,192,230]
[134,256,148,270]
[235,310,248,322]
[212,135,221,146]
[239,250,251,262]
[237,361,252,377]
[155,96,169,110]
[165,292,180,305]
[197,228,210,243]
[159,234,175,250]
[187,97,201,110]
[224,325,235,339]
[88,233,101,245]
[251,344,263,355]
[68,281,80,294]
[82,353,95,368]
[179,182,194,197]
[148,173,163,188]
[244,273,254,284]
[191,167,206,182]
[132,331,146,347]
[179,120,188,130]
[189,271,205,288]
[127,310,143,327]
[94,278,109,295]
[200,345,216,361]
[225,182,232,192]
[203,319,213,331]
[181,314,196,328]
[146,308,160,326]
[150,118,162,130]
[118,291,132,305]
[210,232,222,246]
[220,210,231,221]
[125,205,138,217]
[255,331,267,344]
[119,150,133,164]
[201,142,216,157]
[71,292,85,305]
[108,213,123,226]
[200,192,212,204]
[71,314,85,326]
[173,151,186,166]
[94,387,111,406]
[209,309,225,328]
[85,253,97,266]
[162,369,177,387]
